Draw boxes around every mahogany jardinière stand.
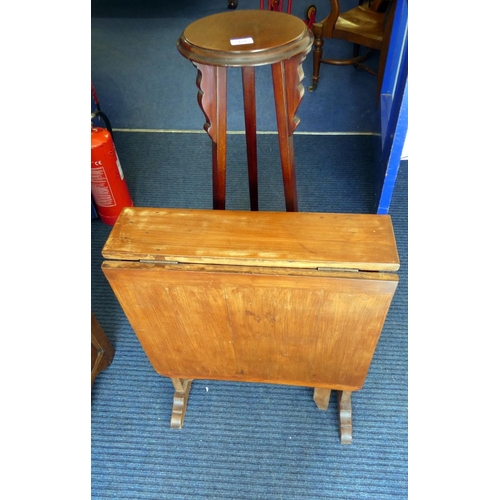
[177,10,313,212]
[102,208,399,443]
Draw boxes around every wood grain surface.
[102,207,400,271]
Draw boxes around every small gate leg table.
[102,208,400,444]
[177,10,313,211]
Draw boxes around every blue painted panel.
[374,0,408,214]
[381,1,408,99]
[377,79,407,214]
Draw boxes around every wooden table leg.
[242,66,259,211]
[194,62,228,210]
[91,312,115,387]
[271,51,307,212]
[314,388,353,443]
[313,387,332,410]
[337,390,353,444]
[170,378,193,429]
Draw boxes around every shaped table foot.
[337,390,353,444]
[313,387,332,410]
[170,378,193,429]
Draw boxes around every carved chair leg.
[337,390,353,444]
[170,378,193,429]
[313,387,331,410]
[353,43,361,59]
[308,33,323,91]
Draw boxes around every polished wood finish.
[177,10,313,211]
[194,63,228,210]
[91,312,115,386]
[102,208,399,442]
[177,11,312,67]
[308,0,395,95]
[242,66,258,211]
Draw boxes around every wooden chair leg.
[242,66,259,211]
[308,32,324,91]
[353,43,361,59]
[193,62,228,210]
[170,378,193,429]
[376,1,397,99]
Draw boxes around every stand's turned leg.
[170,378,193,429]
[271,50,308,212]
[193,62,228,210]
[242,66,259,211]
[313,387,332,410]
[337,390,353,444]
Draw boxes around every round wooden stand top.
[177,10,313,67]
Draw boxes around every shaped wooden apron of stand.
[101,208,399,444]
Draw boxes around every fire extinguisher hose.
[91,109,114,141]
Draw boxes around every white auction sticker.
[230,37,254,46]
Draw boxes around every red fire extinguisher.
[91,110,133,225]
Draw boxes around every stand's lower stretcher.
[102,208,399,443]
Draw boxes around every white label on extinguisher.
[115,153,125,180]
[91,167,117,207]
